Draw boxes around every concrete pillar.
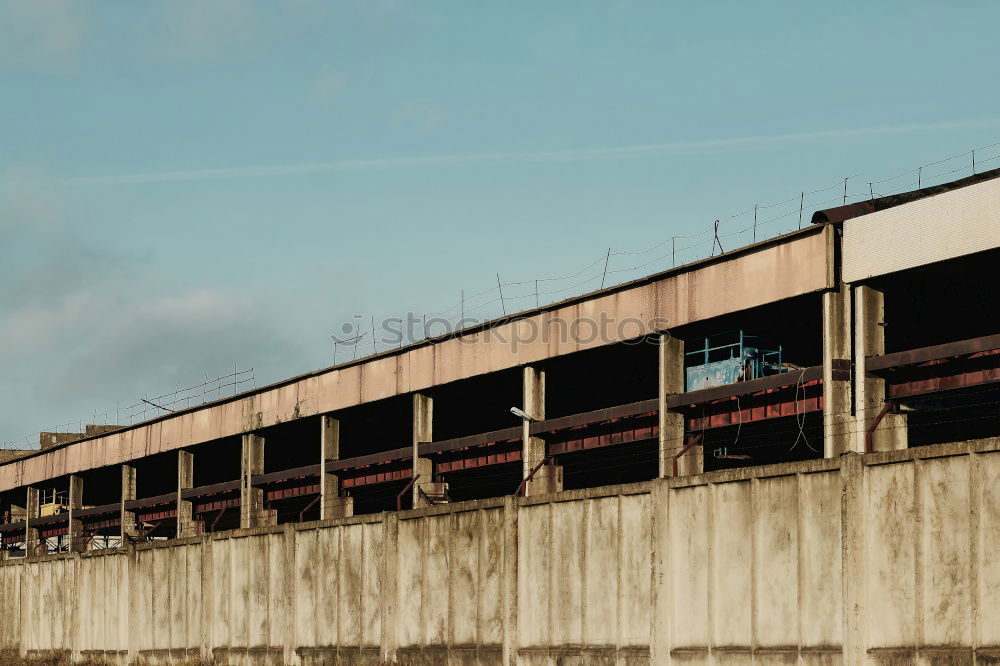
[840,452,866,663]
[67,474,86,552]
[854,284,907,452]
[823,284,855,456]
[240,433,274,528]
[24,487,40,557]
[380,512,399,663]
[411,393,444,508]
[659,334,694,477]
[320,415,353,519]
[522,365,561,496]
[120,464,137,543]
[177,450,202,537]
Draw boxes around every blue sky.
[2,0,1000,445]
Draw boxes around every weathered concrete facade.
[0,226,834,491]
[2,437,998,665]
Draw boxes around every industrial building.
[0,168,999,664]
[3,168,999,550]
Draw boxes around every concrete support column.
[412,393,443,508]
[240,433,274,528]
[320,414,353,519]
[659,334,694,477]
[522,365,561,496]
[67,474,86,552]
[823,284,855,456]
[177,450,202,537]
[120,464,137,543]
[854,284,907,452]
[840,452,866,663]
[25,487,40,557]
[380,512,399,662]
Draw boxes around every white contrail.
[63,117,1000,185]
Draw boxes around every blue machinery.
[685,330,788,391]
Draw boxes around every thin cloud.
[64,117,1000,185]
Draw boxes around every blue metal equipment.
[685,330,788,391]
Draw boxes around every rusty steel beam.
[181,480,241,500]
[672,434,703,477]
[436,449,522,474]
[396,474,420,511]
[74,502,120,520]
[341,467,412,489]
[417,426,522,456]
[31,513,69,527]
[123,492,176,512]
[80,515,120,531]
[684,380,824,431]
[135,507,176,523]
[326,446,412,471]
[193,497,240,514]
[265,483,320,502]
[38,525,67,539]
[252,464,321,487]
[668,365,833,409]
[529,399,659,436]
[866,333,1000,372]
[547,419,658,456]
[0,520,24,534]
[886,357,1000,398]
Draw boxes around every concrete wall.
[0,225,833,491]
[4,436,996,665]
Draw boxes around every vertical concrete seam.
[795,472,805,655]
[750,477,759,657]
[580,498,590,647]
[914,457,924,652]
[706,482,715,658]
[615,494,624,653]
[968,451,981,655]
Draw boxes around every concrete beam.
[240,433,273,528]
[177,450,201,537]
[120,464,136,543]
[67,475,85,553]
[659,334,692,477]
[823,284,854,456]
[853,284,907,452]
[320,415,352,519]
[522,365,561,496]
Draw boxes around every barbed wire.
[332,138,1000,361]
[1,365,255,451]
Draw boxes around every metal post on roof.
[918,166,922,189]
[753,204,758,242]
[600,247,611,288]
[497,273,506,316]
[972,150,976,175]
[843,177,848,204]
[798,192,804,228]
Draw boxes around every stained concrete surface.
[2,437,999,665]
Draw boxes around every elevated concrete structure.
[0,225,834,491]
[1,169,999,664]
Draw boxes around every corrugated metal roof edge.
[0,222,829,468]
